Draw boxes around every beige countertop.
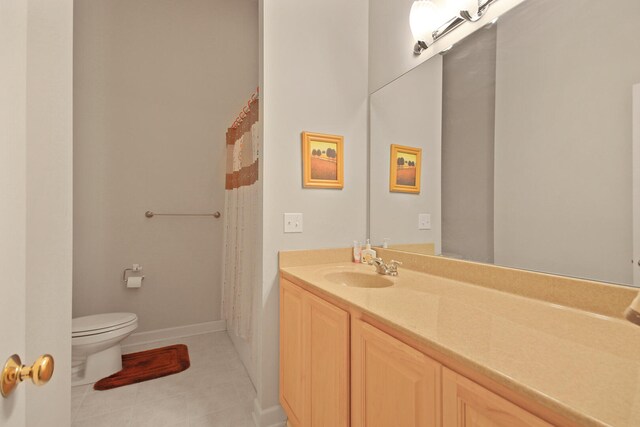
[280,260,640,427]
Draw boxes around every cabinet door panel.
[280,280,305,426]
[306,292,349,427]
[352,319,441,427]
[442,368,552,427]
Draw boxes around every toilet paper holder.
[122,265,145,284]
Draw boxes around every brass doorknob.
[1,354,54,398]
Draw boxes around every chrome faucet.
[368,257,402,276]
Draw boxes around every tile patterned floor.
[71,332,256,427]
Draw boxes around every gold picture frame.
[302,132,344,189]
[390,144,421,193]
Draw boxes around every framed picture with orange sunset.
[389,144,421,193]
[301,132,344,189]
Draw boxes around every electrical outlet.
[284,213,303,233]
[418,213,431,230]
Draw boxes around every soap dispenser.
[361,239,377,264]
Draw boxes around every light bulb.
[409,0,445,44]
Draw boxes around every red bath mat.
[93,344,190,390]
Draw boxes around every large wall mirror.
[369,0,640,286]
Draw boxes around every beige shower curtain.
[222,97,259,340]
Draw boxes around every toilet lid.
[72,313,137,336]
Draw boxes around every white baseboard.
[251,398,287,427]
[122,320,226,350]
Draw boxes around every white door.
[634,84,640,287]
[0,1,73,426]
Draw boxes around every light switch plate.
[418,213,431,230]
[284,213,303,233]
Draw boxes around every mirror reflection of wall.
[369,0,640,286]
[442,24,497,264]
[369,55,443,256]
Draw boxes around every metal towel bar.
[145,211,221,218]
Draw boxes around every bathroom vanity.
[279,248,640,427]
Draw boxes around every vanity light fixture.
[410,0,498,55]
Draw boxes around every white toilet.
[72,312,138,386]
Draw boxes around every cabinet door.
[305,291,349,427]
[280,280,305,426]
[442,368,552,427]
[352,319,441,427]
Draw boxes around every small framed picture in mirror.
[302,131,344,189]
[390,144,421,193]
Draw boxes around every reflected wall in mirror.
[369,0,640,286]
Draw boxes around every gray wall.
[259,0,369,418]
[370,56,443,252]
[493,0,640,284]
[442,26,496,263]
[73,0,258,332]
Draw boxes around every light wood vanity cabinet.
[442,369,552,427]
[280,279,349,427]
[280,279,305,426]
[352,318,441,427]
[280,277,561,427]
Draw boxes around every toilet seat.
[72,313,138,338]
